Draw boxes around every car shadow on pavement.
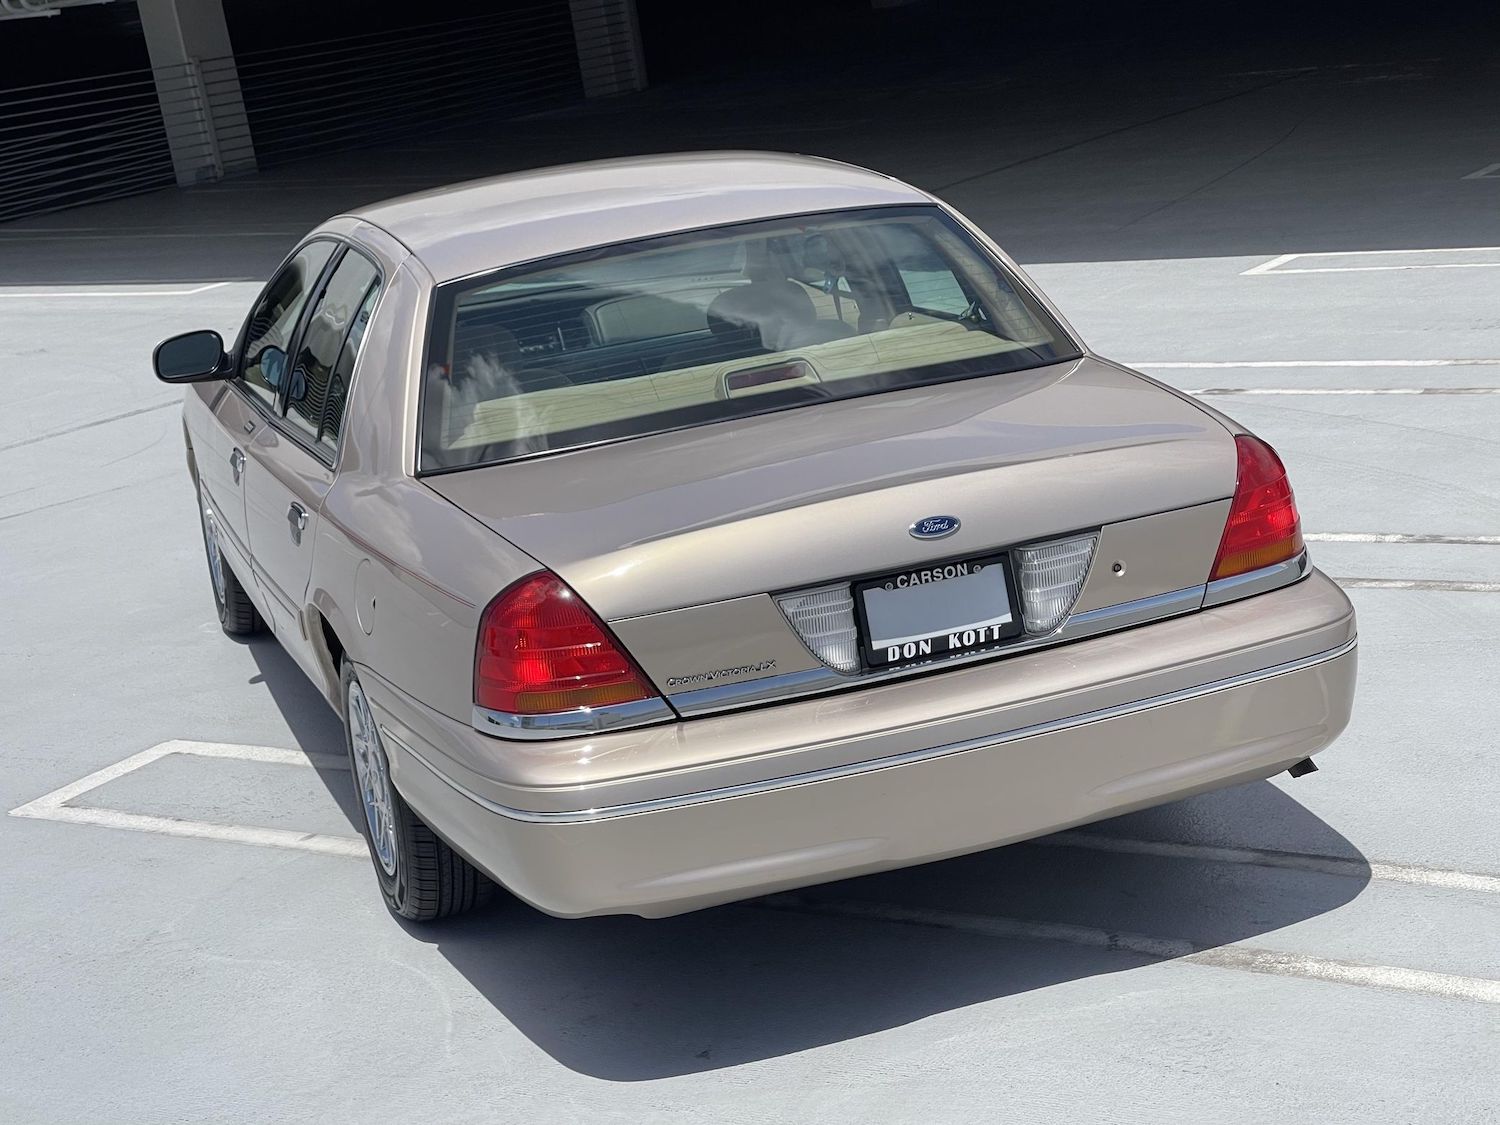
[407,784,1368,1081]
[244,637,364,829]
[248,638,1370,1082]
[246,636,1374,1086]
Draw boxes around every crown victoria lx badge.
[909,515,962,540]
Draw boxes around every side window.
[240,241,336,409]
[283,251,380,454]
[897,261,970,316]
[872,223,973,317]
[319,281,380,448]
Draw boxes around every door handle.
[229,448,244,484]
[287,502,308,545]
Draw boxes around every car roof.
[342,152,933,284]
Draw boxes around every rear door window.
[320,282,380,448]
[878,222,975,316]
[282,249,380,456]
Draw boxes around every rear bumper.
[364,570,1357,918]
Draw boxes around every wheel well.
[183,417,199,489]
[317,611,345,677]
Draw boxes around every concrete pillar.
[569,0,647,98]
[136,0,256,184]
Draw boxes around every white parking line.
[7,740,363,858]
[0,283,231,299]
[1461,162,1500,180]
[19,805,367,858]
[1336,577,1500,592]
[1241,247,1500,274]
[18,741,1500,1005]
[1043,832,1500,894]
[1188,387,1500,395]
[1306,532,1500,545]
[18,741,1500,890]
[1239,253,1301,275]
[1132,359,1500,368]
[766,897,1500,1005]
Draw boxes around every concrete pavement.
[2,26,1497,1124]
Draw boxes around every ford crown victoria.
[152,152,1357,920]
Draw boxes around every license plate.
[855,553,1022,669]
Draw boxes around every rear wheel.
[199,487,263,636]
[341,659,489,921]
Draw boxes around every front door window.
[282,250,380,455]
[239,241,336,409]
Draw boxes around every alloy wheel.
[347,678,398,877]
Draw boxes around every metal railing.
[0,2,642,225]
[0,66,175,223]
[230,6,586,167]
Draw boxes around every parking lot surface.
[3,27,1498,1125]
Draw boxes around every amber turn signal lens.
[1210,435,1304,582]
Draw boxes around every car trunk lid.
[423,357,1236,623]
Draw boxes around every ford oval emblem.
[909,515,961,540]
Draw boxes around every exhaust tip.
[1287,757,1319,779]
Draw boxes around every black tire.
[340,659,489,921]
[198,483,263,636]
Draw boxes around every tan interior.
[444,319,1037,449]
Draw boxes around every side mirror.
[154,330,228,383]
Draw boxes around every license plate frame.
[853,551,1024,670]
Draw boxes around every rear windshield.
[419,205,1078,472]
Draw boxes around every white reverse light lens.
[1015,534,1097,635]
[777,584,860,673]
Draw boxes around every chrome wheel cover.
[201,503,227,607]
[347,678,398,877]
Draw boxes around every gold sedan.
[153,153,1356,921]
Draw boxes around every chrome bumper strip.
[386,634,1357,827]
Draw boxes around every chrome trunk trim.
[671,583,1206,717]
[467,556,1310,738]
[1061,584,1206,638]
[1203,551,1310,608]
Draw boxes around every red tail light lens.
[1210,435,1305,581]
[475,572,657,715]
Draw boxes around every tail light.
[1210,435,1304,581]
[475,572,658,715]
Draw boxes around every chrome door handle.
[287,502,307,545]
[229,448,244,484]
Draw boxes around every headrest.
[706,281,816,349]
[453,321,520,368]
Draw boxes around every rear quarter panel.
[308,255,541,720]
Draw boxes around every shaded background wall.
[0,0,588,221]
[0,0,1496,223]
